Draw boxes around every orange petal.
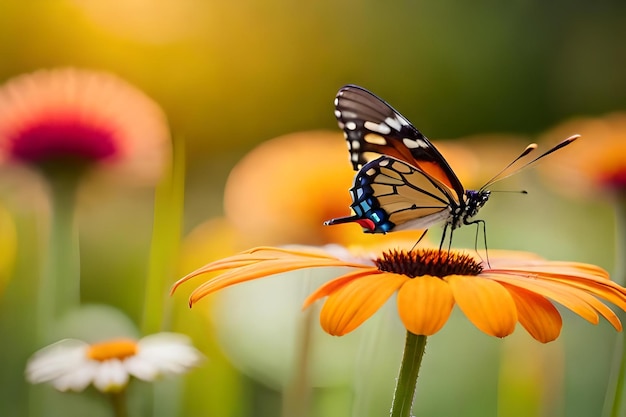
[489,263,609,282]
[485,273,601,325]
[503,284,562,343]
[447,275,517,338]
[319,273,407,336]
[541,276,626,312]
[172,246,367,295]
[396,275,455,336]
[187,258,357,306]
[302,269,379,308]
[171,246,374,306]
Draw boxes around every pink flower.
[0,68,170,184]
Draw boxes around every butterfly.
[324,84,579,249]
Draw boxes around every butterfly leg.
[468,219,490,268]
[438,223,452,251]
[410,229,429,252]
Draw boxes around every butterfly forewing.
[334,84,465,199]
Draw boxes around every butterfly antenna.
[518,134,579,168]
[480,134,579,190]
[489,190,528,195]
[479,143,537,191]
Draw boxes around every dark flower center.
[374,249,483,278]
[10,117,118,165]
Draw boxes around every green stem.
[37,173,81,341]
[607,336,625,417]
[612,193,626,286]
[390,332,427,417]
[141,136,185,335]
[281,305,314,417]
[604,193,626,417]
[109,390,129,417]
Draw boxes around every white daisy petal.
[26,340,88,384]
[124,356,159,381]
[94,360,129,392]
[52,361,98,392]
[136,333,204,376]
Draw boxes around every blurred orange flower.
[0,68,170,184]
[173,245,625,343]
[224,130,357,246]
[539,113,626,197]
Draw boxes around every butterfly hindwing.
[334,84,465,199]
[326,156,457,233]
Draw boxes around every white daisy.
[26,333,204,392]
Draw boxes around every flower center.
[9,114,119,165]
[374,248,483,278]
[86,338,138,362]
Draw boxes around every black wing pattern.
[324,156,456,233]
[334,84,465,201]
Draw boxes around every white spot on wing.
[334,98,339,106]
[402,138,429,149]
[334,110,341,118]
[364,121,391,135]
[385,117,402,131]
[351,140,360,150]
[346,121,357,130]
[340,110,358,119]
[351,153,358,162]
[379,158,390,167]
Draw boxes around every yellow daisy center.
[86,338,139,362]
[374,248,483,278]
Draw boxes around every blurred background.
[0,1,625,416]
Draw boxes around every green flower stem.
[281,305,314,417]
[109,390,129,417]
[605,193,626,417]
[613,193,626,286]
[37,172,81,341]
[142,137,185,335]
[608,337,626,417]
[391,332,427,417]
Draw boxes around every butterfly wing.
[325,156,458,233]
[334,84,465,200]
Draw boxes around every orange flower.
[538,113,626,197]
[172,245,626,343]
[0,68,170,184]
[223,130,360,246]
